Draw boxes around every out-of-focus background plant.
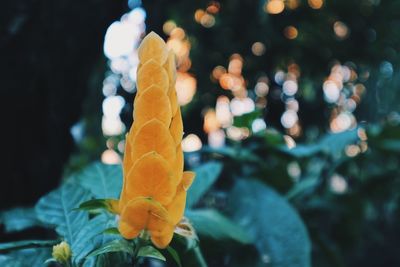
[0,0,399,266]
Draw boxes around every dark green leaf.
[137,245,166,261]
[186,209,253,244]
[166,246,182,267]
[77,198,118,213]
[103,227,120,235]
[92,252,131,267]
[186,161,223,208]
[260,128,286,146]
[86,239,134,258]
[180,246,208,267]
[233,109,262,128]
[228,179,311,267]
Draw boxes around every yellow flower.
[118,32,195,249]
[52,241,72,264]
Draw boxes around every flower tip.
[138,31,168,65]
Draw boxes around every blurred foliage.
[143,0,400,137]
[2,122,398,266]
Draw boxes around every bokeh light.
[265,0,285,15]
[284,26,298,40]
[182,134,203,152]
[308,0,324,9]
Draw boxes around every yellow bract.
[136,60,169,93]
[125,152,176,205]
[133,85,172,127]
[164,50,177,84]
[118,32,195,249]
[131,119,176,165]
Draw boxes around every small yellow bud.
[52,241,72,264]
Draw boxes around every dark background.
[0,1,399,266]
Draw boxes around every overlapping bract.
[118,32,195,249]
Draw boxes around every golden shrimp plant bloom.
[118,32,195,249]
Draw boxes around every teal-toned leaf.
[376,139,400,152]
[166,246,182,267]
[186,161,223,208]
[202,146,261,163]
[44,258,57,264]
[186,209,253,244]
[35,181,101,265]
[233,109,262,128]
[228,179,311,267]
[281,144,321,158]
[0,207,44,233]
[0,248,51,267]
[282,129,358,158]
[74,213,119,264]
[137,245,166,261]
[286,177,319,200]
[35,182,92,242]
[73,162,123,199]
[86,239,134,258]
[0,240,57,252]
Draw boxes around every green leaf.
[228,179,311,267]
[166,246,182,267]
[233,109,262,128]
[77,198,118,214]
[0,207,44,233]
[73,162,123,199]
[259,128,286,146]
[102,227,120,235]
[86,239,134,258]
[186,161,223,208]
[137,245,166,261]
[0,240,57,253]
[180,246,208,267]
[186,209,253,244]
[91,252,131,267]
